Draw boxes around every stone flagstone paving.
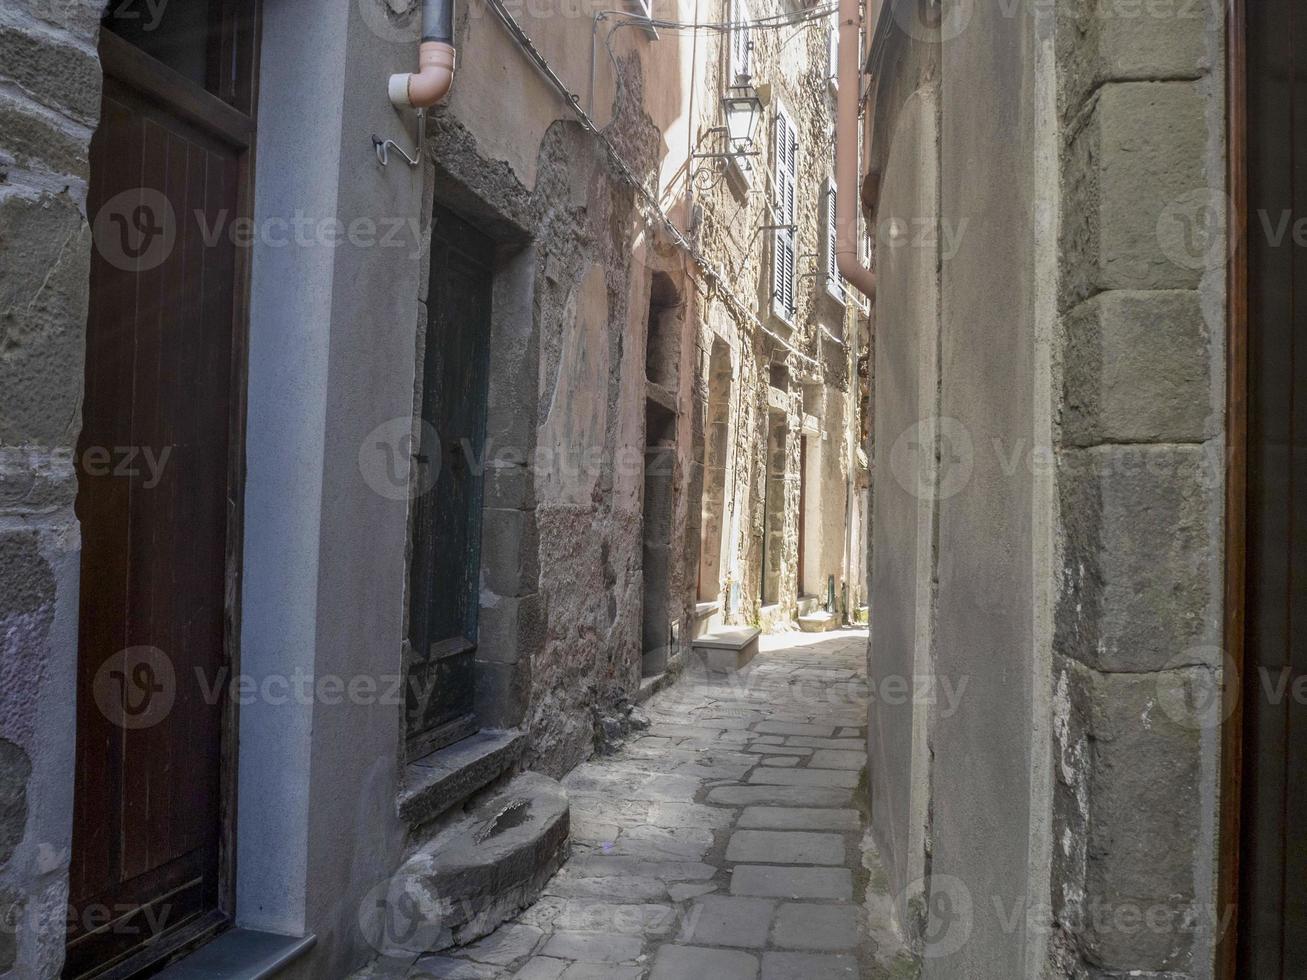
[370,628,916,979]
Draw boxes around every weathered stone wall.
[423,46,675,777]
[1051,0,1225,974]
[690,0,868,628]
[0,3,98,976]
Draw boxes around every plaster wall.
[238,1,426,974]
[929,3,1040,973]
[866,78,941,936]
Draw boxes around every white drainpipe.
[835,0,877,302]
[389,0,458,108]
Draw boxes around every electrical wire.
[589,3,836,113]
[597,3,836,34]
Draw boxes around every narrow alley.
[5,0,1299,977]
[360,629,910,979]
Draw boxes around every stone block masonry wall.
[0,3,100,976]
[1051,1,1225,975]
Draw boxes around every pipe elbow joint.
[388,41,457,109]
[837,252,876,304]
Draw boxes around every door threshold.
[154,928,315,979]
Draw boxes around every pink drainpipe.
[835,0,877,302]
[389,0,457,108]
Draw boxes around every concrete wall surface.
[867,81,940,931]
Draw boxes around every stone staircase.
[368,734,572,963]
[378,772,571,954]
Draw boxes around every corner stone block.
[478,592,544,665]
[0,531,58,624]
[1081,668,1203,973]
[484,462,536,511]
[1062,290,1215,446]
[0,25,103,126]
[0,190,91,447]
[0,95,90,179]
[1057,0,1213,111]
[480,508,539,597]
[11,1,103,41]
[475,658,530,730]
[0,889,20,972]
[1056,444,1219,673]
[1061,82,1209,307]
[0,739,32,869]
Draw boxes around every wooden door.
[406,207,495,759]
[1232,0,1307,973]
[68,5,257,977]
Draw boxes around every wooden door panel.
[406,208,495,756]
[1238,0,1307,973]
[69,11,254,972]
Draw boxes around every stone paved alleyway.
[387,628,914,980]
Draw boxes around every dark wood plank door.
[1237,0,1307,973]
[67,7,257,977]
[406,207,495,759]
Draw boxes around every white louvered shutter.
[772,109,798,321]
[826,179,845,302]
[731,0,752,83]
[858,220,872,309]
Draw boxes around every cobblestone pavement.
[388,628,914,979]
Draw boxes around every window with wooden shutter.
[825,178,846,303]
[730,0,752,84]
[772,106,798,322]
[857,219,872,310]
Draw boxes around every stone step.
[382,772,571,955]
[798,611,837,633]
[796,594,823,617]
[691,627,760,672]
[399,730,526,828]
[691,601,722,639]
